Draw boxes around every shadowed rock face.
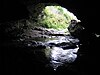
[1,0,100,75]
[1,1,86,74]
[0,0,29,22]
[0,19,80,71]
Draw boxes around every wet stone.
[44,36,79,70]
[0,19,81,71]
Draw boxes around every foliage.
[33,3,80,30]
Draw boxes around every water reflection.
[45,36,79,70]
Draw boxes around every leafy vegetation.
[33,3,80,30]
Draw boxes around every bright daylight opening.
[37,5,80,30]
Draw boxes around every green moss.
[33,3,80,30]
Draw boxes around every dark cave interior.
[0,0,99,33]
[1,0,100,75]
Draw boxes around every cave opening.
[1,0,99,75]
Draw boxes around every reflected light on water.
[50,46,79,70]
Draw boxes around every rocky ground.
[0,18,80,70]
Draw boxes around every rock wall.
[1,0,100,75]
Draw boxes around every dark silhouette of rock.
[1,0,99,75]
